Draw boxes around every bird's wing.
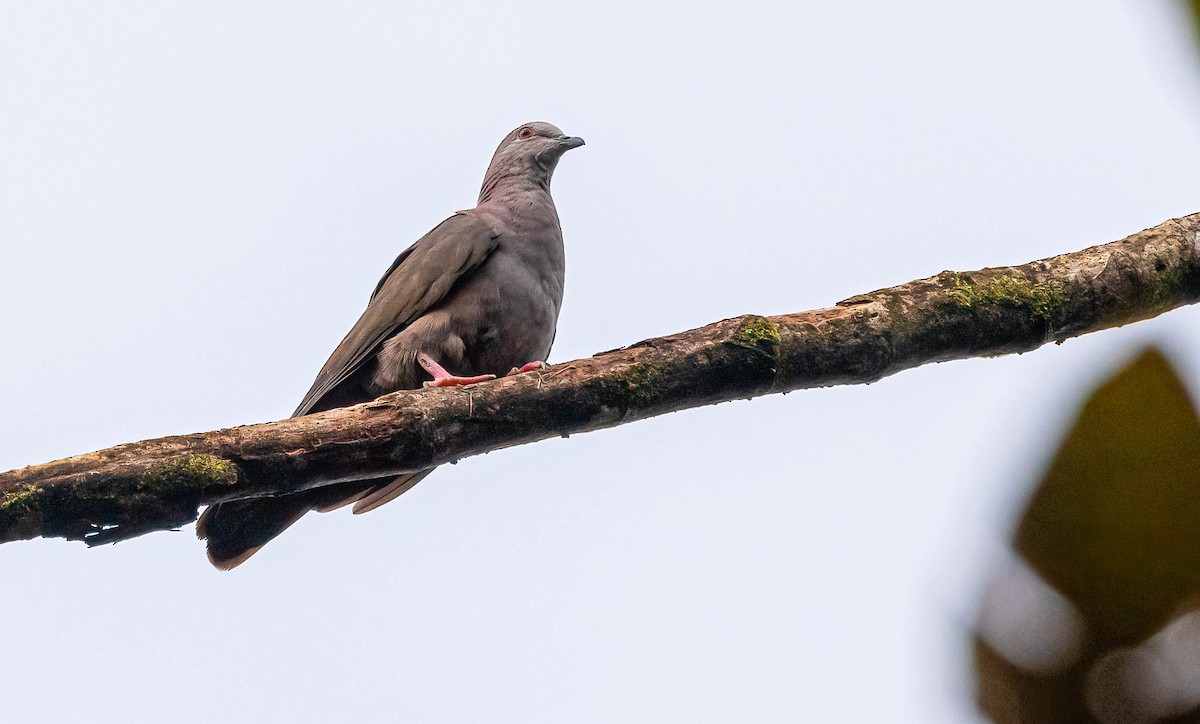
[292,213,500,417]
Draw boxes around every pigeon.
[196,122,584,569]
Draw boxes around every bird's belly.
[440,246,562,376]
[453,287,559,375]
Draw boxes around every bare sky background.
[2,2,1199,722]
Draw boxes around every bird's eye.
[518,127,535,139]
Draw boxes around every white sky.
[2,2,1199,722]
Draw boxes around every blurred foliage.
[976,349,1200,723]
[1018,350,1200,647]
[1187,1,1200,50]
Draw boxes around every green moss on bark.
[0,485,45,540]
[732,316,783,378]
[141,454,238,491]
[733,315,782,351]
[0,454,239,543]
[606,362,665,412]
[947,274,1066,323]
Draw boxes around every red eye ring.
[518,127,535,139]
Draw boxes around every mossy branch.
[3,213,1199,547]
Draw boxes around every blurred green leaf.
[975,636,1087,722]
[1016,348,1200,647]
[1188,1,1200,48]
[978,348,1200,722]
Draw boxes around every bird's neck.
[471,180,561,234]
[477,167,553,206]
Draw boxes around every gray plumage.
[196,122,584,569]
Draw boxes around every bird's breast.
[453,241,563,371]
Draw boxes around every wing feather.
[292,213,499,417]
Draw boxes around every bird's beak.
[557,135,586,149]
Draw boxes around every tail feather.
[196,496,311,570]
[197,471,434,569]
[312,489,370,513]
[352,470,432,514]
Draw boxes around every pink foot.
[419,353,497,388]
[506,361,547,376]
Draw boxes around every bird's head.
[484,122,585,187]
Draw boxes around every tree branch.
[4,213,1199,547]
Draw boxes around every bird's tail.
[196,495,314,570]
[197,471,431,569]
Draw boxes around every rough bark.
[3,213,1199,547]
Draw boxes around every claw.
[423,374,496,388]
[506,361,547,376]
[418,353,497,387]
